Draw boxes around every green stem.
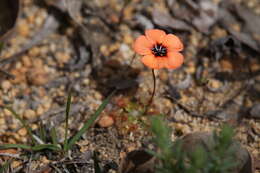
[63,90,72,151]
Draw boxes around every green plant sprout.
[0,90,116,155]
[149,116,238,173]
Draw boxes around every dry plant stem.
[144,69,156,115]
[129,53,136,67]
[0,69,15,79]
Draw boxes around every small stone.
[9,123,19,130]
[31,124,38,130]
[208,79,222,89]
[18,128,27,136]
[0,99,3,107]
[27,67,49,85]
[94,92,103,100]
[36,106,44,115]
[56,52,71,64]
[126,145,136,153]
[186,62,196,74]
[43,101,52,110]
[175,124,191,134]
[10,68,27,84]
[33,58,44,68]
[232,24,241,32]
[28,14,36,24]
[0,118,5,125]
[98,115,114,128]
[220,59,233,72]
[23,109,36,119]
[100,45,110,56]
[212,27,227,39]
[109,43,120,53]
[17,21,30,37]
[250,63,260,72]
[123,34,134,45]
[29,47,41,57]
[41,156,50,164]
[1,80,12,91]
[83,79,90,85]
[21,55,32,67]
[3,109,12,116]
[159,71,168,82]
[250,104,260,119]
[123,6,134,21]
[11,161,22,169]
[109,13,119,23]
[8,138,16,144]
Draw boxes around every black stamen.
[151,44,167,57]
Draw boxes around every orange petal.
[145,29,166,44]
[141,55,160,69]
[163,34,183,52]
[166,52,184,69]
[156,57,169,69]
[133,35,153,55]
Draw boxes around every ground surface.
[0,0,260,172]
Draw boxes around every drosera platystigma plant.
[0,89,116,154]
[133,29,184,114]
[149,116,239,173]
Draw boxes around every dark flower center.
[152,44,167,57]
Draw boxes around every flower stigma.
[152,44,167,57]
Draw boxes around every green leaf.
[50,127,58,146]
[32,144,61,151]
[66,90,116,150]
[63,90,72,151]
[145,149,163,159]
[150,116,172,156]
[4,107,36,145]
[0,143,60,151]
[39,122,46,143]
[93,151,102,173]
[0,144,32,150]
[0,161,10,173]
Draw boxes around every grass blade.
[0,161,10,173]
[39,122,46,143]
[66,90,116,150]
[63,90,72,151]
[32,144,61,151]
[0,144,32,150]
[93,151,102,173]
[51,127,58,146]
[3,107,35,145]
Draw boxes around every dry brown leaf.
[0,0,20,42]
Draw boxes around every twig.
[165,95,213,120]
[165,81,250,121]
[0,69,15,79]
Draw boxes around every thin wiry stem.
[64,90,72,152]
[129,53,136,67]
[144,69,156,115]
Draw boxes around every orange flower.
[133,29,184,69]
